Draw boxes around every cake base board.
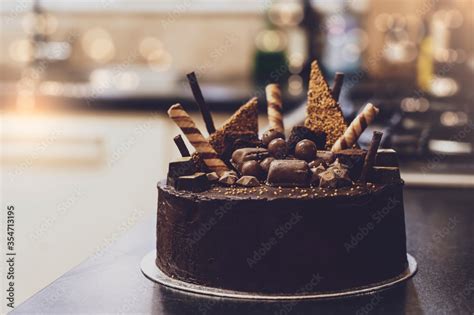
[141,250,417,300]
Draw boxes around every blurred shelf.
[0,0,267,14]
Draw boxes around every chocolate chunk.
[231,148,269,171]
[175,172,210,192]
[329,158,349,170]
[268,138,288,159]
[224,170,238,177]
[288,126,326,153]
[318,169,338,188]
[167,157,197,186]
[310,165,326,185]
[295,139,318,162]
[262,129,285,147]
[316,150,335,164]
[308,158,327,169]
[236,175,260,187]
[260,157,275,174]
[329,166,352,187]
[219,172,239,186]
[267,160,310,187]
[206,172,219,182]
[368,167,401,184]
[241,160,264,179]
[232,135,262,150]
[191,152,210,173]
[375,149,399,167]
[334,149,366,180]
[222,132,262,162]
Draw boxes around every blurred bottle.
[253,14,289,87]
[253,0,311,98]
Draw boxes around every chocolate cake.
[155,63,409,295]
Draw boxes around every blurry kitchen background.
[1,0,473,309]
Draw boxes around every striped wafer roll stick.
[266,84,284,133]
[168,104,229,176]
[331,103,380,152]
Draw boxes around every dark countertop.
[11,187,474,314]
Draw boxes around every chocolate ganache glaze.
[156,179,407,294]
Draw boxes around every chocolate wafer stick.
[265,84,284,133]
[173,134,190,157]
[186,72,216,134]
[168,104,229,176]
[331,103,379,152]
[331,72,344,101]
[359,131,383,182]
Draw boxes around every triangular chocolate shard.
[209,97,259,155]
[304,61,347,150]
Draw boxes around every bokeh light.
[9,39,34,63]
[81,28,116,63]
[139,37,164,59]
[115,72,140,91]
[288,74,303,96]
[147,50,173,72]
[255,30,286,52]
[440,111,468,127]
[22,12,59,35]
[429,77,459,97]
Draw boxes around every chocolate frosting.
[156,180,407,294]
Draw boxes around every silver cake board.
[141,250,417,300]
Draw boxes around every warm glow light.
[288,74,303,96]
[39,81,64,96]
[82,28,115,63]
[89,69,112,89]
[401,98,430,113]
[384,41,417,63]
[440,111,468,127]
[16,89,36,111]
[429,77,459,97]
[434,9,463,28]
[22,13,58,35]
[9,39,33,63]
[255,30,286,52]
[115,72,140,91]
[289,52,304,68]
[429,140,472,155]
[90,38,115,62]
[269,2,303,26]
[147,51,173,72]
[139,37,163,59]
[434,49,458,63]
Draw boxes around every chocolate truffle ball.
[262,129,285,147]
[268,138,288,159]
[241,160,263,179]
[295,139,317,162]
[260,157,275,174]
